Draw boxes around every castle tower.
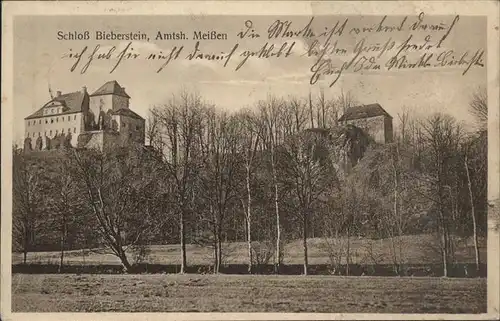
[338,103,393,144]
[87,80,131,130]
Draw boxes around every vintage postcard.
[1,1,499,320]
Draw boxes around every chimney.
[82,86,87,94]
[56,91,62,97]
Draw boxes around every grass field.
[12,274,486,313]
[12,234,487,266]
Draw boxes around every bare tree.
[280,129,339,275]
[44,150,82,272]
[462,127,487,273]
[420,114,464,277]
[308,91,315,128]
[68,145,162,272]
[256,96,286,273]
[12,147,43,264]
[464,144,480,272]
[325,124,372,275]
[146,112,163,150]
[322,178,363,276]
[235,109,262,273]
[464,86,488,272]
[336,89,358,115]
[469,87,487,131]
[151,91,205,273]
[352,139,431,275]
[198,108,241,273]
[315,88,337,128]
[280,96,307,137]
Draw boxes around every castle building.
[338,103,393,144]
[24,80,145,151]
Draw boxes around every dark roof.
[90,80,130,98]
[338,103,392,121]
[25,91,88,119]
[111,108,144,120]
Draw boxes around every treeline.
[13,89,488,276]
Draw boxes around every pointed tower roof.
[90,80,130,98]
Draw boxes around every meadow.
[12,234,486,266]
[12,273,487,313]
[12,234,487,312]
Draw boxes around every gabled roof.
[90,80,130,98]
[338,103,392,121]
[111,108,144,120]
[25,91,88,119]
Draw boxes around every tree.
[322,124,372,275]
[198,108,241,273]
[43,150,83,272]
[351,139,431,275]
[257,96,286,273]
[322,169,365,276]
[419,114,464,277]
[308,92,315,128]
[469,87,487,131]
[463,143,480,272]
[313,88,340,129]
[235,109,262,273]
[150,91,205,273]
[336,89,358,115]
[12,147,43,263]
[463,87,488,272]
[68,145,163,272]
[280,96,307,137]
[280,129,339,275]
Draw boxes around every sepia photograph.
[1,1,499,320]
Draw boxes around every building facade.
[24,81,145,151]
[338,103,393,144]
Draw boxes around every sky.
[13,14,487,144]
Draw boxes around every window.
[27,121,30,126]
[68,116,70,121]
[62,128,65,133]
[51,118,54,124]
[56,117,59,122]
[74,115,77,120]
[123,122,126,127]
[27,132,29,137]
[68,128,70,133]
[44,131,47,136]
[73,128,76,133]
[49,130,52,135]
[39,120,41,124]
[45,119,48,124]
[38,132,41,137]
[55,130,58,135]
